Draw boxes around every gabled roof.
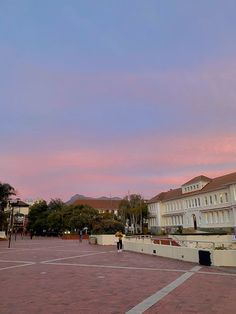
[11,200,30,207]
[182,175,212,186]
[148,171,236,203]
[201,171,236,192]
[148,189,182,203]
[17,200,30,207]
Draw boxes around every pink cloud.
[1,131,236,201]
[2,57,236,200]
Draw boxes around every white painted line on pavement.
[0,262,36,271]
[0,259,36,263]
[126,266,202,314]
[41,261,191,273]
[41,251,108,263]
[198,270,236,277]
[40,261,236,277]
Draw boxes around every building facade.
[72,198,121,215]
[148,172,236,234]
[4,199,30,233]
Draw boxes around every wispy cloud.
[1,130,236,200]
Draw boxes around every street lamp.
[8,198,20,248]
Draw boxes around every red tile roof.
[149,171,236,203]
[182,175,212,186]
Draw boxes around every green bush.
[92,219,124,234]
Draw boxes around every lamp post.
[140,207,143,234]
[8,198,20,248]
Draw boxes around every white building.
[148,172,236,234]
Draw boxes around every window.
[205,196,208,206]
[198,198,200,206]
[173,216,176,225]
[224,210,229,223]
[225,192,228,202]
[209,195,212,205]
[220,194,223,203]
[214,212,218,223]
[195,199,197,207]
[219,211,224,223]
[176,216,179,225]
[209,213,213,224]
[214,194,218,204]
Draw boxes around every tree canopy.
[118,194,148,234]
[0,182,16,229]
[0,182,16,211]
[27,199,124,236]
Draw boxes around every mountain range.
[66,194,122,205]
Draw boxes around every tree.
[27,200,49,235]
[0,182,16,230]
[118,194,148,234]
[92,218,124,234]
[0,182,16,211]
[27,199,125,237]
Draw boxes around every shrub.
[92,219,124,234]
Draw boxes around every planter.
[62,234,89,240]
[89,236,97,244]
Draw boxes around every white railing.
[125,235,236,250]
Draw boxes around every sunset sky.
[1,0,236,202]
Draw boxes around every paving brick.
[0,237,235,314]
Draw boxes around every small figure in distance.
[115,230,123,252]
[29,229,34,239]
[79,229,83,243]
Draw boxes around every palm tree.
[0,182,16,211]
[0,182,16,230]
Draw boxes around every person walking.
[115,230,123,252]
[79,229,83,242]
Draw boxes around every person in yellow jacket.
[115,230,123,252]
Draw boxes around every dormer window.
[181,175,211,194]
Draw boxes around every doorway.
[192,214,197,230]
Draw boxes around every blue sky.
[1,0,236,201]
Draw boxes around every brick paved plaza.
[0,237,236,314]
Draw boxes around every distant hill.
[66,194,122,204]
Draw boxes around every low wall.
[124,238,199,263]
[94,234,116,245]
[171,234,236,249]
[123,237,236,267]
[0,231,7,240]
[212,250,236,267]
[62,234,89,240]
[172,234,232,243]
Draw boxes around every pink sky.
[1,1,236,202]
[1,131,236,202]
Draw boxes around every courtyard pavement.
[0,236,236,314]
